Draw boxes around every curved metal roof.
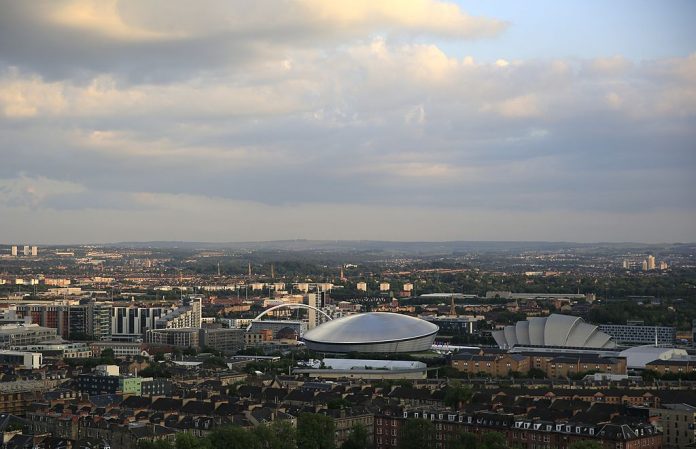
[492,314,615,349]
[302,312,438,345]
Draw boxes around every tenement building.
[374,407,661,449]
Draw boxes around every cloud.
[493,94,542,118]
[49,0,180,41]
[0,176,85,207]
[299,0,507,38]
[0,0,506,81]
[0,4,694,243]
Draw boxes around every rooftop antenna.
[248,262,252,277]
[217,262,221,277]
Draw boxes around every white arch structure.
[246,303,333,332]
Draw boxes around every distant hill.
[102,240,694,255]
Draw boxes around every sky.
[0,0,694,244]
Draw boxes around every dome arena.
[302,312,439,353]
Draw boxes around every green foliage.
[479,432,507,449]
[341,424,371,449]
[208,426,261,449]
[443,383,472,408]
[252,423,300,449]
[430,366,463,379]
[139,362,172,378]
[449,432,477,449]
[397,419,435,449]
[264,420,298,449]
[201,356,228,369]
[327,398,352,410]
[297,413,336,449]
[526,368,547,379]
[137,440,173,449]
[175,433,209,449]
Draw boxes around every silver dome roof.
[303,312,439,344]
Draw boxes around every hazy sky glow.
[0,0,695,243]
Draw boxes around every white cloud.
[49,0,181,41]
[493,94,542,118]
[299,0,507,38]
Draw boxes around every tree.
[479,432,507,449]
[137,440,173,449]
[526,367,547,379]
[443,383,472,408]
[101,348,116,360]
[254,421,297,449]
[341,424,371,449]
[397,419,434,449]
[449,432,477,449]
[568,442,604,449]
[176,433,208,449]
[208,426,260,449]
[297,413,336,449]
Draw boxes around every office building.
[647,255,656,270]
[23,245,30,256]
[598,324,675,345]
[31,246,38,256]
[14,304,71,339]
[0,350,42,369]
[306,292,327,329]
[0,324,58,348]
[10,246,17,256]
[77,369,163,397]
[317,283,334,292]
[154,298,202,330]
[111,305,170,341]
[69,301,112,340]
[11,342,92,359]
[379,282,390,292]
[356,282,367,292]
[141,378,173,396]
[145,328,200,348]
[650,403,696,449]
[642,260,649,271]
[199,327,245,354]
[660,261,669,270]
[421,315,478,335]
[91,341,148,358]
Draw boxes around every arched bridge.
[246,303,333,332]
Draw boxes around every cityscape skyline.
[1,1,694,243]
